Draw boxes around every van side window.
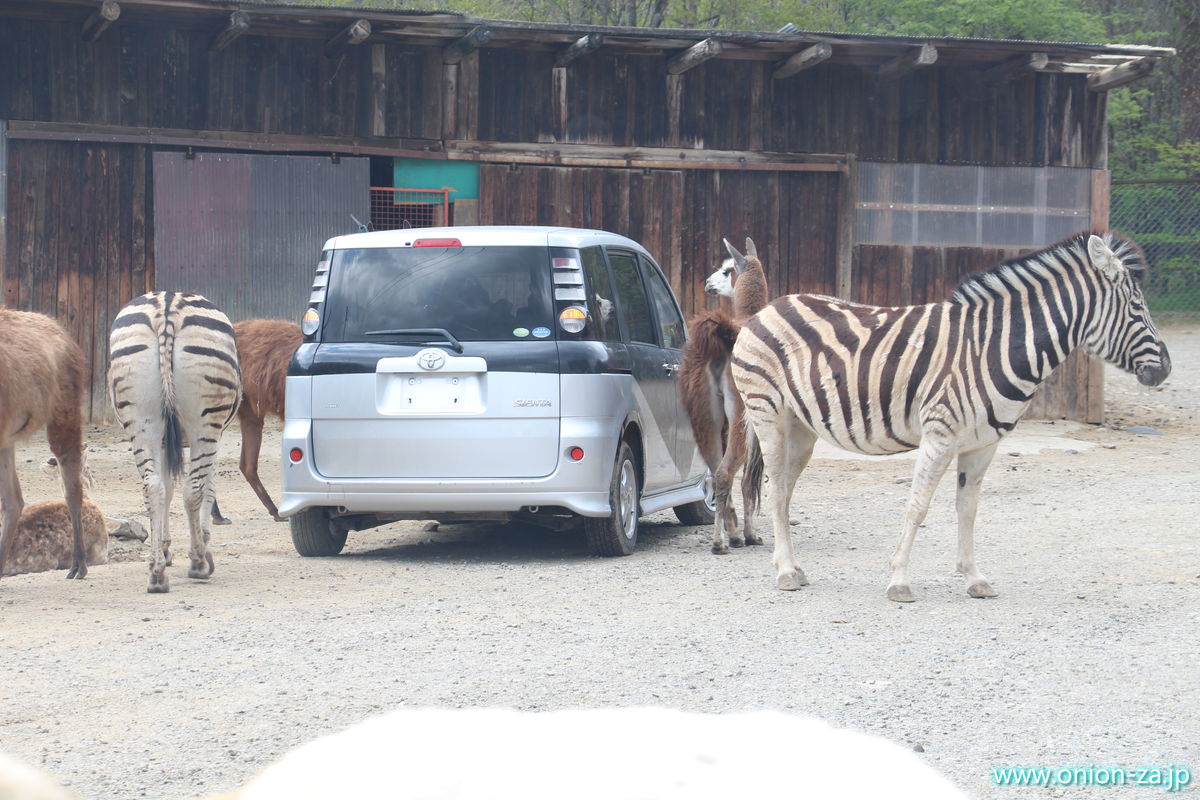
[607,251,655,345]
[579,246,621,344]
[642,260,687,349]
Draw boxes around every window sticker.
[513,327,530,338]
[532,326,552,338]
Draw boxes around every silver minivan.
[279,226,714,557]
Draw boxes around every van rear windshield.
[320,246,555,342]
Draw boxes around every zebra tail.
[162,408,184,480]
[743,415,763,517]
[157,299,184,480]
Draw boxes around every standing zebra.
[108,292,242,593]
[731,232,1171,602]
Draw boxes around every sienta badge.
[532,326,551,338]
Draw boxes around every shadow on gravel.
[336,516,695,565]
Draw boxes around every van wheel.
[585,441,640,557]
[290,507,348,557]
[674,469,717,526]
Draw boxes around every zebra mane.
[950,230,1148,304]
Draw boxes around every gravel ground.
[1,328,1197,800]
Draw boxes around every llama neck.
[732,257,768,320]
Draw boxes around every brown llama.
[218,319,302,522]
[0,310,89,580]
[678,238,769,554]
[2,499,108,577]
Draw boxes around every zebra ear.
[744,237,758,260]
[1088,234,1125,281]
[723,238,747,274]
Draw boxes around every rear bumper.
[279,417,618,518]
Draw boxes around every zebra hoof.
[729,537,745,548]
[744,534,764,546]
[147,574,170,594]
[886,584,916,603]
[967,581,998,599]
[710,543,731,555]
[776,570,808,591]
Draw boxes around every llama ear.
[723,238,746,274]
[744,237,758,259]
[1088,234,1125,281]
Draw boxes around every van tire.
[290,507,348,557]
[585,441,640,557]
[674,469,717,526]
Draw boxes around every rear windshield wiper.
[362,328,465,353]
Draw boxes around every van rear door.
[306,244,560,480]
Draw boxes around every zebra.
[730,231,1171,602]
[108,292,242,593]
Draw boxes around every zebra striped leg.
[182,439,219,580]
[955,443,999,599]
[142,466,173,593]
[755,412,816,591]
[887,435,955,603]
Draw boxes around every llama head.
[42,447,95,493]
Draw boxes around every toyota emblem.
[416,349,446,371]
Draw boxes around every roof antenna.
[350,214,370,233]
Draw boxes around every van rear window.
[320,246,555,342]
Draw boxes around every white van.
[279,226,714,557]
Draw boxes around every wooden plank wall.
[3,141,151,421]
[478,164,840,320]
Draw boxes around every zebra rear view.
[731,231,1171,602]
[109,292,242,593]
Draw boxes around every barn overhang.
[4,0,1175,91]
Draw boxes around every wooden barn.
[0,0,1173,421]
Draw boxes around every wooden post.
[370,44,386,138]
[81,0,120,43]
[667,38,723,75]
[443,64,459,139]
[209,11,250,53]
[836,155,857,300]
[982,52,1048,85]
[1086,168,1112,423]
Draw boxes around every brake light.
[412,238,462,248]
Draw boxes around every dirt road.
[1,328,1197,799]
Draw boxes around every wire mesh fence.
[1111,179,1200,322]
[369,187,451,231]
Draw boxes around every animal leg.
[886,434,955,603]
[47,420,87,580]
[211,498,232,526]
[955,443,999,599]
[0,446,24,578]
[238,409,283,522]
[713,408,752,551]
[184,441,219,580]
[143,470,172,593]
[753,412,815,591]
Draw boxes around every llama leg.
[886,434,955,603]
[47,419,87,579]
[238,411,283,521]
[731,407,763,547]
[713,413,747,551]
[0,446,24,578]
[211,497,232,526]
[955,443,999,599]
